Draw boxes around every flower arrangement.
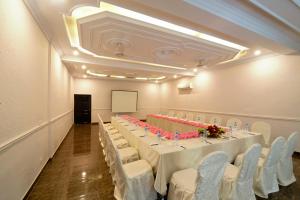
[198,125,225,138]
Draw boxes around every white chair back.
[180,112,187,119]
[264,137,285,168]
[226,118,242,129]
[195,113,206,123]
[282,132,300,159]
[168,110,175,117]
[237,144,262,183]
[195,151,228,200]
[209,116,222,126]
[186,112,194,121]
[111,141,127,198]
[251,121,271,145]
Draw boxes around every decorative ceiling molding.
[76,11,240,67]
[250,0,300,33]
[184,0,300,52]
[61,55,192,76]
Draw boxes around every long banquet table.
[147,114,224,133]
[111,116,263,195]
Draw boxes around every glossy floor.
[26,124,300,200]
[26,124,115,200]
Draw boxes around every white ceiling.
[24,0,300,82]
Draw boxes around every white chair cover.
[168,110,175,117]
[186,112,194,121]
[194,113,206,123]
[251,121,271,145]
[277,131,300,186]
[176,112,185,119]
[221,144,262,200]
[209,116,222,126]
[118,147,139,164]
[254,136,285,198]
[109,133,124,141]
[168,151,228,200]
[113,145,156,200]
[226,118,242,130]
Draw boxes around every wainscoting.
[0,111,73,200]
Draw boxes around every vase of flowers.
[198,125,225,138]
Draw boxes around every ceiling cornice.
[184,0,300,53]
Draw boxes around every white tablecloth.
[112,117,264,195]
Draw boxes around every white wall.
[49,46,74,157]
[74,78,160,122]
[0,1,73,199]
[160,54,300,151]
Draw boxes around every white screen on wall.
[111,90,138,113]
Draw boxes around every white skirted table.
[111,117,264,195]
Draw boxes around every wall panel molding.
[0,110,73,153]
[163,107,300,122]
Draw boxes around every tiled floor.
[26,124,300,200]
[26,124,115,200]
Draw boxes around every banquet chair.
[168,110,175,117]
[109,133,124,141]
[178,112,187,119]
[251,121,271,146]
[235,137,285,198]
[112,143,156,200]
[186,112,194,121]
[209,116,222,126]
[277,131,300,186]
[226,118,242,130]
[220,144,262,200]
[168,151,228,200]
[194,113,206,123]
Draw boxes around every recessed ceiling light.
[86,70,108,77]
[193,68,198,72]
[83,75,87,78]
[173,75,178,78]
[148,76,166,80]
[73,50,79,56]
[254,50,261,56]
[81,65,87,70]
[135,77,148,80]
[111,75,126,79]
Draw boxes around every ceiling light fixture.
[110,75,126,79]
[135,77,148,80]
[173,75,178,78]
[155,80,159,83]
[83,75,87,78]
[254,50,261,56]
[149,76,166,80]
[193,68,198,72]
[81,65,87,70]
[86,70,108,77]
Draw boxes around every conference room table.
[146,114,227,133]
[111,117,264,195]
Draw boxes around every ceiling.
[24,0,300,83]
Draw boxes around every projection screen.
[111,90,138,113]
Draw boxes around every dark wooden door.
[74,94,91,124]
